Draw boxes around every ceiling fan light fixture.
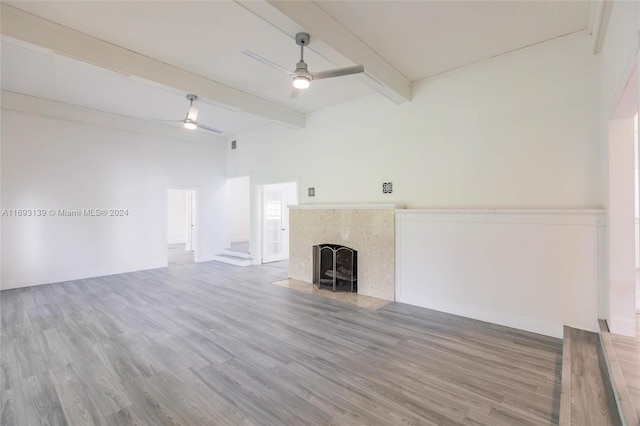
[183,119,197,130]
[293,75,310,90]
[243,32,364,97]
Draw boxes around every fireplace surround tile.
[288,206,396,301]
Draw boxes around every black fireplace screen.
[313,244,357,292]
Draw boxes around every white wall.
[227,35,601,209]
[633,114,640,269]
[1,109,228,290]
[396,210,605,338]
[226,34,608,334]
[229,176,250,243]
[167,189,188,244]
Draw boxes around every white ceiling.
[1,0,593,136]
[3,1,375,114]
[1,38,271,136]
[315,1,591,81]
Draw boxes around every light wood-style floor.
[1,260,562,425]
[167,243,194,266]
[611,311,640,421]
[273,279,390,310]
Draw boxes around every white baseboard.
[398,291,571,338]
[1,262,166,291]
[609,316,637,337]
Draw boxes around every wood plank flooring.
[273,279,390,310]
[611,312,640,422]
[2,260,562,425]
[562,328,618,426]
[167,244,194,266]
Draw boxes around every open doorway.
[228,176,251,255]
[260,181,298,264]
[166,188,196,266]
[607,66,638,336]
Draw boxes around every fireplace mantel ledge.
[288,204,404,210]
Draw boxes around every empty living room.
[2,1,640,425]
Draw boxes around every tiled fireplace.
[288,205,397,301]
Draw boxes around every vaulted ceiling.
[1,1,595,138]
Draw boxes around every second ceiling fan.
[244,32,365,97]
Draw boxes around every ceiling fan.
[243,32,365,97]
[155,94,223,134]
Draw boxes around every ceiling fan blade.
[243,50,294,76]
[151,118,183,123]
[312,65,365,80]
[195,122,224,134]
[187,105,199,121]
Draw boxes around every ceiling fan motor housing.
[294,33,312,84]
[295,32,310,46]
[295,61,312,79]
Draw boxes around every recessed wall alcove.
[288,204,400,301]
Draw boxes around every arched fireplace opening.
[312,244,357,292]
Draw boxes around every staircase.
[212,244,253,267]
[559,325,628,425]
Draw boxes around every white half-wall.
[1,108,228,290]
[396,209,605,338]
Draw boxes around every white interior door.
[261,182,296,263]
[262,186,285,263]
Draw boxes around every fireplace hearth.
[313,244,357,292]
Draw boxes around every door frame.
[605,59,638,337]
[252,178,300,265]
[163,186,200,266]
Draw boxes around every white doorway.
[166,188,197,266]
[260,182,298,263]
[607,66,638,336]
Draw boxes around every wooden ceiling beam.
[1,4,305,129]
